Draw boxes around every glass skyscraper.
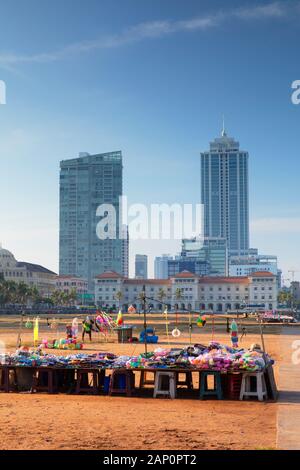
[200,129,249,257]
[181,237,228,276]
[135,254,148,279]
[59,151,124,292]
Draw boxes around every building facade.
[0,247,57,296]
[154,254,173,279]
[201,129,249,257]
[121,225,129,278]
[59,151,124,292]
[291,281,300,306]
[167,257,209,278]
[181,237,228,276]
[94,270,277,312]
[135,254,148,279]
[229,253,278,276]
[229,251,282,289]
[56,275,89,304]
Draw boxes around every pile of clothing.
[2,342,272,372]
[4,349,118,369]
[124,343,272,372]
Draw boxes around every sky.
[0,0,300,281]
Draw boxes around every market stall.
[0,341,277,401]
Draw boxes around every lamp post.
[142,284,147,354]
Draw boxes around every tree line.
[0,274,78,307]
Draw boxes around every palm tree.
[61,291,71,307]
[115,291,123,309]
[30,286,40,304]
[14,282,35,349]
[174,287,183,310]
[0,277,9,305]
[15,282,32,306]
[0,280,17,305]
[278,290,292,307]
[157,288,166,310]
[138,290,146,313]
[50,289,63,306]
[68,288,78,306]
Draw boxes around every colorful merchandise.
[230,320,239,348]
[3,341,273,373]
[116,310,124,326]
[197,315,206,328]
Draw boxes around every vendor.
[66,324,73,339]
[82,316,93,342]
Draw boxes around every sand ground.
[0,314,297,450]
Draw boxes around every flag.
[33,317,39,345]
[116,310,124,326]
[230,320,239,347]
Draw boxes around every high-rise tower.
[59,151,125,292]
[200,128,249,257]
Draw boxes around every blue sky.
[0,0,300,280]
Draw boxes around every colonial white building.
[95,270,277,312]
[0,247,57,296]
[56,275,89,304]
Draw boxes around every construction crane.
[288,270,300,283]
[288,270,300,310]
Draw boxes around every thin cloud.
[251,217,300,234]
[234,1,287,19]
[0,1,296,68]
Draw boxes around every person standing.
[82,316,93,342]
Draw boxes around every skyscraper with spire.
[200,124,249,257]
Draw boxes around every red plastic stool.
[224,373,242,400]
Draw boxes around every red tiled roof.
[124,279,170,285]
[172,271,199,279]
[250,271,275,277]
[95,271,123,279]
[199,276,250,284]
[56,275,87,281]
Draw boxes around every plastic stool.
[75,369,104,395]
[176,371,193,390]
[139,370,155,389]
[239,372,267,402]
[0,366,18,393]
[31,367,58,394]
[224,373,243,400]
[153,371,176,399]
[109,370,135,396]
[199,371,223,400]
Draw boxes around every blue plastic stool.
[103,376,111,394]
[199,371,223,400]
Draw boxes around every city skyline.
[0,0,300,281]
